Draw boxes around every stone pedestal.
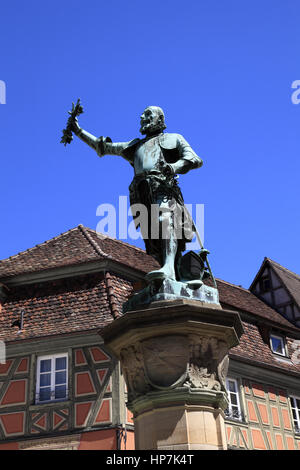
[123,279,220,313]
[100,299,243,450]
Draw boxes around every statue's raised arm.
[61,99,135,164]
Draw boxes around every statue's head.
[139,106,166,136]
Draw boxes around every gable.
[250,258,300,328]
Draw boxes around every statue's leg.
[145,200,178,282]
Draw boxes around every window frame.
[269,333,286,357]
[290,395,300,434]
[225,377,243,422]
[36,353,68,404]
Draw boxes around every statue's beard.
[140,121,164,135]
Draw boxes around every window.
[225,378,243,421]
[270,334,286,356]
[290,396,300,434]
[260,276,271,293]
[36,354,68,403]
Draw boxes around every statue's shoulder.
[122,138,141,160]
[126,138,141,149]
[159,133,184,149]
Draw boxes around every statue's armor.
[96,132,202,171]
[96,132,202,269]
[134,134,164,174]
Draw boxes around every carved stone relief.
[184,335,228,391]
[142,335,188,388]
[120,344,150,401]
[120,333,230,402]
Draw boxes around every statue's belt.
[133,170,164,179]
[129,172,183,205]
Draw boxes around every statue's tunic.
[96,133,202,266]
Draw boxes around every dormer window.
[270,334,286,356]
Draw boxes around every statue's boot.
[145,235,177,282]
[187,279,203,288]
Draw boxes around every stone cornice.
[100,299,244,351]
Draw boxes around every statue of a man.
[70,106,203,282]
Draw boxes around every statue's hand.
[61,99,83,146]
[70,116,81,135]
[158,161,175,178]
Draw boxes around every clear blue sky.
[1,0,299,288]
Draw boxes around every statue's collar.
[143,131,164,142]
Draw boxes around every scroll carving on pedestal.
[184,335,229,391]
[120,344,150,401]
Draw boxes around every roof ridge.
[78,225,111,259]
[266,258,300,281]
[215,277,250,293]
[84,227,148,255]
[0,226,80,263]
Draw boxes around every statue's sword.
[193,220,217,288]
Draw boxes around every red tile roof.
[0,272,133,343]
[230,321,300,375]
[0,225,159,279]
[215,278,299,331]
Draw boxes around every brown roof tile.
[0,272,133,343]
[86,229,159,273]
[215,278,298,331]
[230,321,300,376]
[0,225,159,279]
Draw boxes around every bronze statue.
[61,101,214,286]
